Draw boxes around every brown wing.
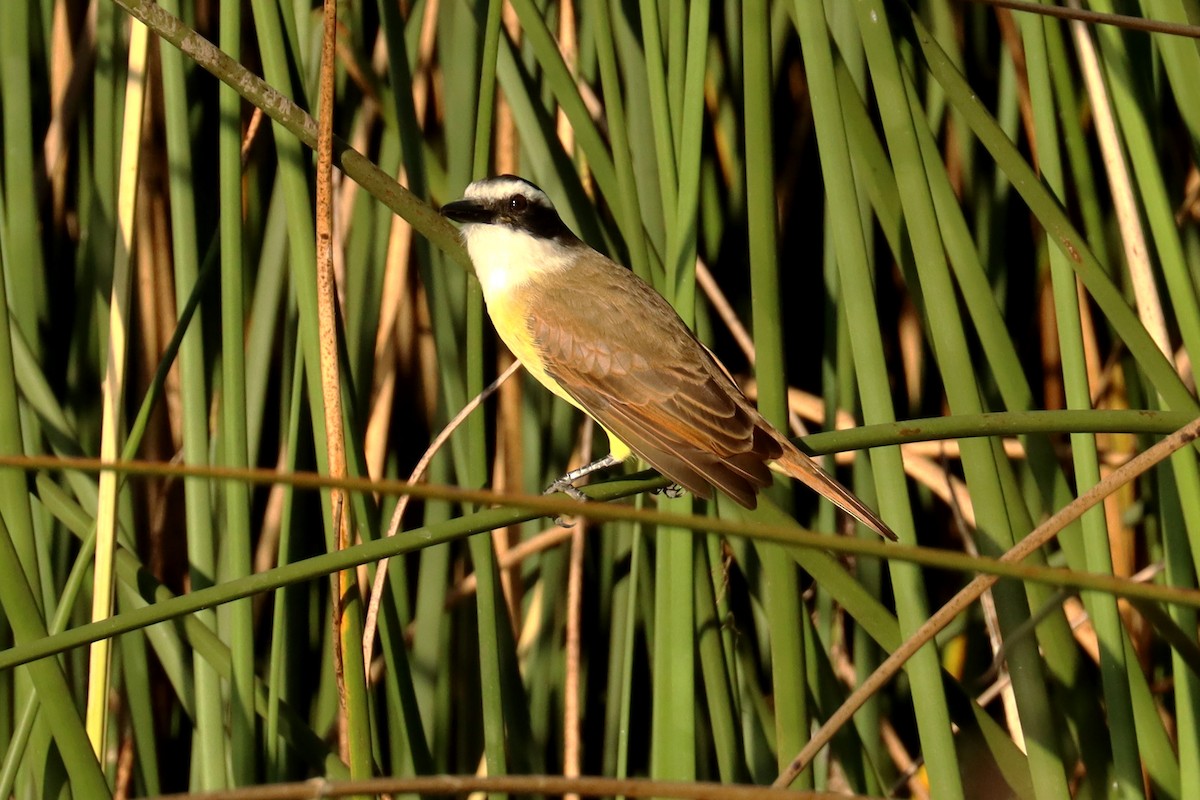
[517,254,782,508]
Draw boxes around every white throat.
[459,223,575,299]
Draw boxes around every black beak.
[440,199,493,224]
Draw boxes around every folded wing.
[520,259,782,508]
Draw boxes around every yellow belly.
[485,290,633,462]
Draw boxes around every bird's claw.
[545,479,587,527]
[652,483,686,499]
[545,480,589,502]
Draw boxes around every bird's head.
[441,175,582,294]
[441,175,577,240]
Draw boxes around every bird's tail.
[772,447,898,541]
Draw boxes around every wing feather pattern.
[518,257,781,509]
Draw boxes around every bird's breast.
[475,259,582,410]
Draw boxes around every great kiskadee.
[441,175,896,541]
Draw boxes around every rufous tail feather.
[772,448,897,541]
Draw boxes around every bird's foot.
[544,477,590,502]
[652,483,687,499]
[543,454,620,527]
[544,478,587,528]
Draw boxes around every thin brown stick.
[314,0,351,763]
[694,258,809,435]
[149,774,873,800]
[563,419,592,800]
[4,452,1200,621]
[944,444,1021,748]
[1069,0,1169,358]
[774,414,1200,785]
[962,0,1200,39]
[240,107,265,167]
[361,360,522,668]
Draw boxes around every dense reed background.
[2,0,1200,797]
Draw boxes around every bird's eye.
[508,194,528,212]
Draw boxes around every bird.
[440,175,896,541]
